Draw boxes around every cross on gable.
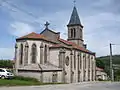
[44,21,50,29]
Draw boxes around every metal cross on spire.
[73,0,76,6]
[44,21,50,29]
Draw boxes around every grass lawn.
[0,79,40,86]
[0,79,65,86]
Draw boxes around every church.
[14,5,96,83]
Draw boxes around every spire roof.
[68,6,82,26]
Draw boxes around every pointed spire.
[68,6,82,26]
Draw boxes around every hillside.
[96,55,120,81]
[96,55,120,65]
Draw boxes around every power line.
[0,0,42,26]
[2,0,38,18]
[113,44,120,46]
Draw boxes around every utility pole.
[110,43,114,81]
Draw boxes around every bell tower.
[67,5,84,47]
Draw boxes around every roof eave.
[67,24,83,28]
[16,38,58,44]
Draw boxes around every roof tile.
[58,38,95,54]
[16,32,56,43]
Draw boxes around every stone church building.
[14,6,96,83]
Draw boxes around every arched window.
[24,42,29,65]
[71,28,76,38]
[40,43,43,64]
[84,54,86,69]
[80,53,82,69]
[92,59,94,81]
[71,29,73,38]
[31,44,37,63]
[77,53,80,82]
[65,56,69,66]
[20,44,23,65]
[88,55,90,68]
[77,53,79,69]
[15,44,18,61]
[52,72,57,82]
[44,45,47,63]
[74,51,76,70]
[88,55,90,81]
[83,54,86,81]
[59,50,62,68]
[73,28,76,38]
[80,29,82,39]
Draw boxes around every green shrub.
[0,60,13,68]
[0,79,40,86]
[98,78,104,81]
[14,76,39,82]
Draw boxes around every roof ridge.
[40,28,59,34]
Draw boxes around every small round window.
[65,56,69,66]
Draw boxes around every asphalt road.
[0,82,120,90]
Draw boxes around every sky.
[0,0,120,59]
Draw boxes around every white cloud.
[92,0,112,7]
[34,10,70,39]
[1,0,120,58]
[10,22,35,37]
[0,48,14,60]
[83,12,120,56]
[7,8,120,57]
[83,12,120,34]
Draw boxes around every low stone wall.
[18,71,41,80]
[18,70,63,83]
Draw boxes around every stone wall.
[18,70,63,83]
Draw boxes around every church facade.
[14,6,96,83]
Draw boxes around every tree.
[96,59,105,69]
[0,60,13,68]
[96,55,120,81]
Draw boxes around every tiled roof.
[59,38,72,45]
[71,43,91,53]
[96,67,104,71]
[16,32,56,43]
[57,38,95,55]
[17,32,46,39]
[16,32,95,55]
[50,44,70,49]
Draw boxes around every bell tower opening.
[67,6,84,47]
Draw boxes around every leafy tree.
[0,60,13,68]
[96,59,105,69]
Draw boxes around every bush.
[14,76,39,82]
[98,78,104,81]
[0,79,40,86]
[0,60,13,68]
